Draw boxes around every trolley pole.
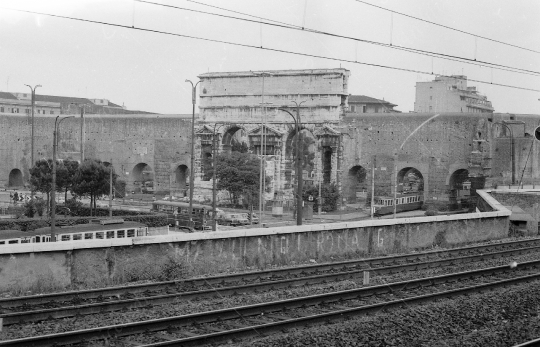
[185,79,200,228]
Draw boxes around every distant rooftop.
[0,91,155,114]
[0,92,18,100]
[198,68,350,79]
[348,95,397,107]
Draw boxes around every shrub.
[425,210,438,216]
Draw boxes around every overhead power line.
[354,0,540,55]
[135,0,540,77]
[2,6,539,93]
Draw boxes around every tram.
[0,219,148,245]
[151,200,217,231]
[372,193,424,216]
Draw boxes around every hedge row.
[238,281,540,347]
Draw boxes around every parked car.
[242,212,259,224]
[217,213,249,226]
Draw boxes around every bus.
[151,200,218,231]
[372,193,424,216]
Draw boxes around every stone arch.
[8,169,23,187]
[346,165,368,203]
[222,125,248,153]
[175,164,189,188]
[132,163,153,194]
[448,168,469,189]
[448,169,470,209]
[397,167,424,193]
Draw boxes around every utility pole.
[371,155,376,219]
[25,84,41,197]
[278,101,306,226]
[185,79,200,228]
[80,106,85,163]
[51,116,73,241]
[109,159,113,218]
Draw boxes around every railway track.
[1,237,540,326]
[1,259,539,346]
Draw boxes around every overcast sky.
[0,0,538,114]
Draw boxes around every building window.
[50,110,54,114]
[0,107,3,112]
[350,105,356,112]
[429,106,432,111]
[430,96,432,100]
[25,109,30,114]
[362,105,367,113]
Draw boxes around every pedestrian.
[13,191,18,204]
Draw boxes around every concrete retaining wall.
[0,191,510,293]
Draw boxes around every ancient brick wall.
[0,114,193,193]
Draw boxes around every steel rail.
[512,337,540,347]
[1,260,539,346]
[1,242,539,325]
[1,237,538,309]
[140,273,540,347]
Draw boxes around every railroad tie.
[155,332,178,341]
[265,313,294,321]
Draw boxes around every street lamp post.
[211,123,228,231]
[492,122,515,185]
[185,79,200,228]
[279,100,306,226]
[25,84,41,196]
[51,115,74,241]
[252,72,273,225]
[70,103,88,163]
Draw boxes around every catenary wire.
[136,0,540,77]
[353,0,540,55]
[1,5,539,93]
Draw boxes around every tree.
[206,151,265,208]
[72,159,116,216]
[231,138,249,153]
[29,159,67,215]
[56,159,79,202]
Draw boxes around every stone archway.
[346,165,367,203]
[222,125,248,153]
[448,169,470,209]
[132,163,153,194]
[8,169,23,187]
[397,167,424,193]
[175,164,188,189]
